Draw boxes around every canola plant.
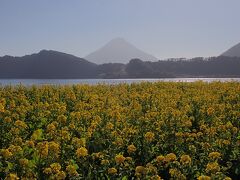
[0,82,239,179]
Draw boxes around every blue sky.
[0,0,240,59]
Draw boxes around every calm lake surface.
[0,78,240,86]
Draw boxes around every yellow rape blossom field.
[0,82,240,179]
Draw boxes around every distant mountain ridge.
[1,50,240,78]
[85,38,158,64]
[1,40,240,79]
[221,42,240,57]
[0,50,97,78]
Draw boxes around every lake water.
[0,78,240,86]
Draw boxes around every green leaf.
[7,162,13,170]
[31,129,43,141]
[235,167,240,175]
[122,176,128,180]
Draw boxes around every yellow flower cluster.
[197,175,211,180]
[44,163,66,179]
[19,158,29,167]
[180,155,191,165]
[108,167,117,174]
[0,103,5,112]
[0,149,13,159]
[165,153,177,162]
[135,166,147,177]
[5,173,19,180]
[14,120,28,129]
[144,132,155,142]
[156,155,165,163]
[36,141,48,157]
[66,165,78,177]
[76,147,88,158]
[208,151,221,160]
[127,144,137,154]
[0,82,239,179]
[206,162,220,173]
[115,154,126,164]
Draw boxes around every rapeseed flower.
[127,144,136,154]
[76,147,88,158]
[108,168,117,175]
[144,132,155,142]
[115,154,126,164]
[165,153,177,162]
[180,155,191,165]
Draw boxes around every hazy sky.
[0,0,240,59]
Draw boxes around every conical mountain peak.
[85,38,158,64]
[109,37,128,43]
[221,42,240,57]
